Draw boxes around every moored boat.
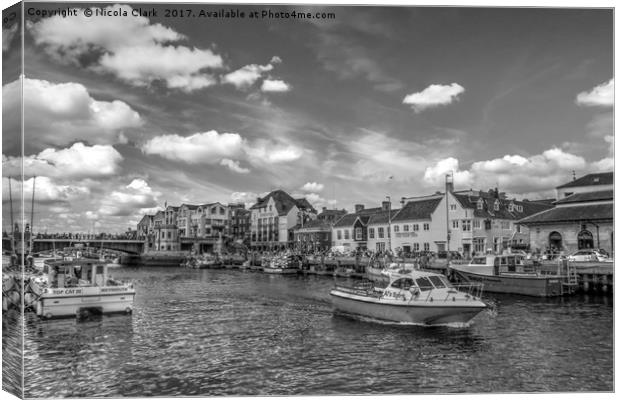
[330,268,486,325]
[263,254,302,274]
[34,259,135,319]
[449,254,577,297]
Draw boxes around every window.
[355,227,362,240]
[394,225,400,233]
[344,230,350,240]
[477,199,484,210]
[450,204,457,211]
[369,228,375,239]
[494,200,500,211]
[391,278,414,290]
[508,203,514,212]
[462,220,471,231]
[424,242,430,251]
[423,223,429,231]
[415,277,433,291]
[378,227,384,238]
[452,220,459,229]
[337,230,342,240]
[413,243,420,251]
[473,238,485,253]
[473,219,481,229]
[428,276,446,288]
[413,224,419,231]
[403,225,409,232]
[376,242,385,252]
[501,221,510,229]
[220,207,225,215]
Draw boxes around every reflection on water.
[6,267,612,397]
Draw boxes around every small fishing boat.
[263,254,302,274]
[330,268,486,325]
[449,254,578,297]
[33,259,135,319]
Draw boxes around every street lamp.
[386,195,392,252]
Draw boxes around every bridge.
[2,238,145,255]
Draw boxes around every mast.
[8,177,15,253]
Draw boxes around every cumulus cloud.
[403,83,465,113]
[141,130,303,167]
[2,176,90,205]
[27,4,223,91]
[261,79,291,93]
[301,182,324,192]
[98,179,160,216]
[3,143,123,180]
[576,79,614,107]
[423,147,595,194]
[220,159,250,174]
[3,78,142,149]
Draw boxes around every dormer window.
[508,203,515,212]
[477,198,484,210]
[517,205,523,212]
[494,200,500,211]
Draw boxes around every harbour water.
[3,266,613,397]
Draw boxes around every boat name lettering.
[52,288,83,295]
[101,287,129,293]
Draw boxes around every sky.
[1,2,614,234]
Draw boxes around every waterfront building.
[332,204,387,250]
[518,172,614,255]
[152,206,180,251]
[228,203,251,245]
[137,214,154,240]
[293,207,347,252]
[556,171,612,199]
[249,190,317,250]
[377,194,444,255]
[177,204,200,238]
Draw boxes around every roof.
[556,172,613,189]
[249,190,316,216]
[390,197,442,222]
[294,219,334,232]
[554,190,613,205]
[452,192,553,220]
[180,204,199,210]
[368,209,400,225]
[318,209,347,218]
[518,203,613,225]
[333,207,384,228]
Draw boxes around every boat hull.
[36,287,135,319]
[451,268,567,297]
[330,291,485,325]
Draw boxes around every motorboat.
[263,254,302,274]
[33,259,135,319]
[330,268,486,325]
[366,261,417,282]
[449,254,577,297]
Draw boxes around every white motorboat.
[449,254,577,297]
[264,254,302,274]
[330,268,486,325]
[34,259,135,319]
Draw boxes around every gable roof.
[452,192,553,220]
[518,203,613,225]
[180,203,199,210]
[333,207,384,228]
[294,219,334,232]
[250,190,316,216]
[391,197,442,222]
[368,209,401,225]
[554,190,613,205]
[556,172,613,189]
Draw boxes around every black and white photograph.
[1,1,615,398]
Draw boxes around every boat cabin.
[43,261,112,289]
[388,273,453,294]
[470,254,530,274]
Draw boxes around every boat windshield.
[390,278,414,290]
[427,275,447,289]
[471,257,488,265]
[415,277,434,291]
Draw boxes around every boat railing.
[450,282,484,299]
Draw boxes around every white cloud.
[2,176,90,205]
[141,130,245,163]
[27,4,223,91]
[223,62,274,89]
[403,83,465,113]
[424,148,592,194]
[230,192,260,209]
[576,79,613,107]
[142,130,303,166]
[301,182,324,192]
[220,159,250,174]
[3,78,142,149]
[3,143,123,180]
[98,179,160,216]
[261,79,291,93]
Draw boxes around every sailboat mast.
[8,176,14,233]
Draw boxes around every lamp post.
[386,196,392,252]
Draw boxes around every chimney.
[256,197,261,204]
[400,197,406,206]
[445,174,454,193]
[355,204,364,213]
[382,201,391,211]
[322,206,327,212]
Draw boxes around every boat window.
[471,257,487,265]
[415,277,434,291]
[427,276,446,288]
[439,276,453,288]
[390,278,414,290]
